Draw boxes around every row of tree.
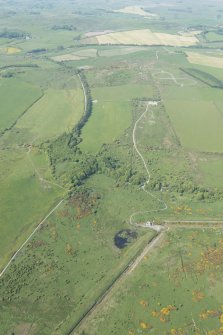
[69,70,93,148]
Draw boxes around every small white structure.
[148,100,158,106]
[142,221,163,232]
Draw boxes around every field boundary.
[180,67,223,89]
[0,90,44,137]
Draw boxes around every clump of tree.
[149,171,223,201]
[27,48,47,54]
[48,133,98,188]
[1,72,13,78]
[52,24,77,31]
[97,144,147,187]
[0,29,28,39]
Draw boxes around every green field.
[165,99,223,152]
[80,100,132,152]
[0,78,42,133]
[205,31,223,42]
[80,84,154,153]
[98,46,148,57]
[181,67,223,89]
[198,158,223,188]
[16,88,84,143]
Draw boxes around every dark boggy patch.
[114,229,138,249]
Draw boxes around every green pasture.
[0,78,42,133]
[80,100,132,153]
[189,64,223,81]
[71,48,97,58]
[205,32,223,42]
[78,228,223,335]
[165,99,223,152]
[16,88,84,143]
[0,147,63,269]
[98,46,148,57]
[198,157,223,188]
[17,64,80,90]
[162,85,223,102]
[86,174,162,220]
[80,84,154,153]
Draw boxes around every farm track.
[130,101,168,227]
[0,91,44,138]
[0,199,64,279]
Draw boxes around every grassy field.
[205,32,223,42]
[80,100,132,152]
[198,158,223,188]
[52,48,98,62]
[16,88,84,143]
[164,99,223,152]
[0,78,42,133]
[183,65,223,82]
[98,46,148,57]
[77,227,223,335]
[80,84,154,153]
[181,68,223,89]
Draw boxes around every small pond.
[114,229,138,249]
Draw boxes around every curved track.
[130,101,167,227]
